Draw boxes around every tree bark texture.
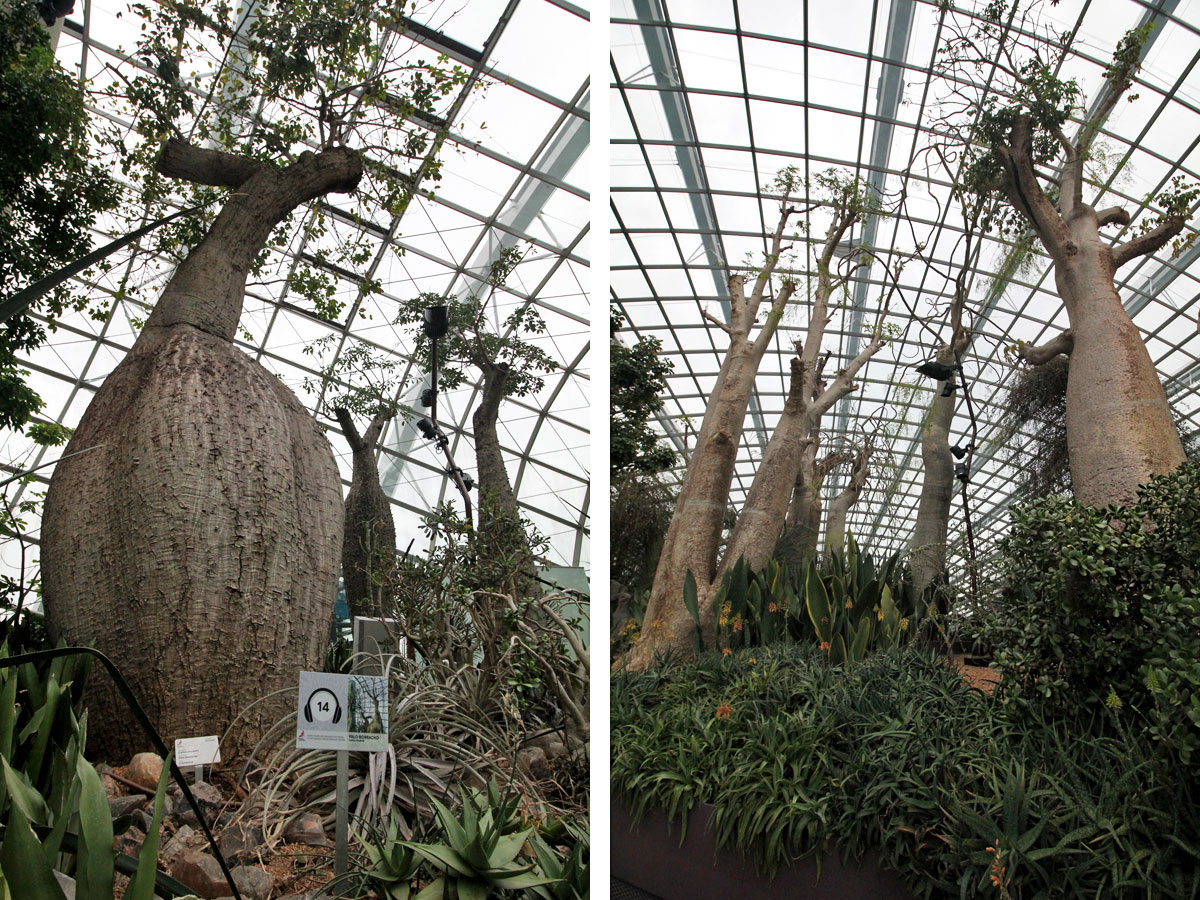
[335,408,397,621]
[626,206,800,670]
[992,113,1187,507]
[42,140,361,759]
[911,341,961,601]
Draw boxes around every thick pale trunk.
[336,408,396,621]
[824,491,853,558]
[42,141,360,758]
[911,344,957,600]
[993,114,1187,509]
[472,362,521,523]
[1053,212,1185,507]
[778,464,822,566]
[625,343,760,669]
[723,358,812,574]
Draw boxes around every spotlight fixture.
[950,443,970,460]
[422,305,450,340]
[420,387,434,408]
[916,360,956,382]
[416,418,437,440]
[955,462,969,483]
[456,470,476,491]
[940,380,957,397]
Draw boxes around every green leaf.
[125,751,173,900]
[0,801,65,899]
[1,756,51,826]
[74,755,115,900]
[806,566,832,644]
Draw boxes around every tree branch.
[701,308,733,336]
[1018,329,1074,366]
[1095,206,1130,228]
[1111,215,1188,270]
[334,407,364,453]
[155,138,269,188]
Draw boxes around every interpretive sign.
[297,671,389,751]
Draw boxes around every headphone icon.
[303,687,342,724]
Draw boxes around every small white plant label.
[174,735,221,767]
[297,672,389,751]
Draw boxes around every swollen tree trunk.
[989,94,1188,506]
[42,139,360,759]
[471,358,536,625]
[625,204,800,670]
[472,360,521,525]
[720,239,888,578]
[335,407,397,621]
[823,442,872,557]
[911,326,969,600]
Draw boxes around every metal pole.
[334,749,349,878]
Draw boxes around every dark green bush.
[982,462,1200,764]
[611,643,1200,898]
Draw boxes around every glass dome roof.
[1,0,591,580]
[610,0,1200,568]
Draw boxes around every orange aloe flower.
[716,704,732,719]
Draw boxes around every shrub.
[982,462,1200,764]
[611,642,1200,897]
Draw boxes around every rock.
[175,780,226,827]
[116,825,145,857]
[231,865,274,900]
[516,745,550,780]
[130,808,154,833]
[161,824,199,865]
[282,811,328,846]
[171,848,232,899]
[126,752,164,790]
[528,732,567,760]
[218,822,264,863]
[109,794,146,818]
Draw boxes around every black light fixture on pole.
[417,304,474,521]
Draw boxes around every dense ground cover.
[612,643,1200,898]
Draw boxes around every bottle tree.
[41,0,464,757]
[627,169,889,669]
[940,0,1197,508]
[822,437,876,558]
[394,247,557,595]
[305,338,407,621]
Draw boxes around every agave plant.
[399,780,559,900]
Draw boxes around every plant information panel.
[297,671,389,751]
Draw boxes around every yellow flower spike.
[900,617,909,631]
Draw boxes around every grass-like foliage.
[612,643,1200,897]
